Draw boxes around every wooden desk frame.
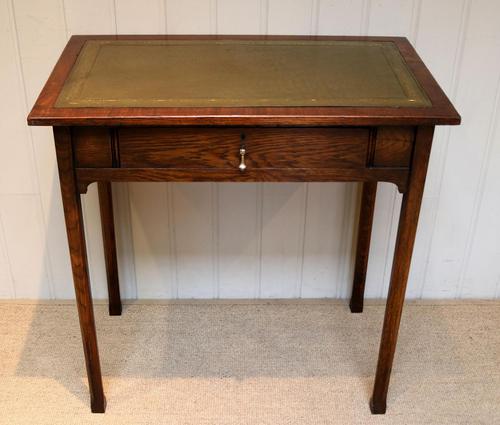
[28,35,460,415]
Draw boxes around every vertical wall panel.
[458,6,500,298]
[218,184,260,298]
[64,0,116,34]
[26,127,73,299]
[173,184,215,298]
[217,0,262,34]
[115,0,166,33]
[335,183,359,298]
[11,0,67,105]
[267,0,314,34]
[405,0,466,298]
[367,0,415,36]
[0,195,50,298]
[11,0,71,298]
[414,0,465,98]
[0,220,14,298]
[129,183,174,298]
[81,184,107,299]
[2,0,500,301]
[111,183,137,299]
[461,103,500,297]
[166,0,212,34]
[424,0,500,298]
[457,13,500,299]
[301,184,346,297]
[365,185,399,298]
[406,197,439,298]
[317,0,365,35]
[260,184,306,298]
[0,0,36,195]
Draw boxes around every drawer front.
[118,127,369,170]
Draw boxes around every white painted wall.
[1,0,499,300]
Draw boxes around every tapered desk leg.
[97,182,122,316]
[350,182,377,313]
[370,126,434,414]
[54,127,106,413]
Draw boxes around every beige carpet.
[0,300,498,425]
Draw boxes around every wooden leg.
[54,128,106,413]
[98,182,122,316]
[370,126,434,414]
[350,182,377,313]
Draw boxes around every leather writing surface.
[56,40,431,108]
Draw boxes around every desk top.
[55,39,430,109]
[28,35,460,127]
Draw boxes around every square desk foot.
[369,397,386,415]
[349,299,363,314]
[91,397,106,413]
[109,303,122,316]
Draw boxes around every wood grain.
[373,127,415,168]
[118,127,369,169]
[97,182,121,316]
[73,127,112,168]
[350,182,377,313]
[30,33,460,416]
[75,167,410,194]
[370,125,434,414]
[27,35,461,127]
[53,127,106,413]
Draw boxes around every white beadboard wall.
[1,0,500,300]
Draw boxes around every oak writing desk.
[28,35,460,414]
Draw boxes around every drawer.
[117,127,370,170]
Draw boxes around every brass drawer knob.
[239,148,247,171]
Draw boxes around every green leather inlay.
[56,40,431,108]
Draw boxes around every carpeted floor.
[0,300,498,425]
